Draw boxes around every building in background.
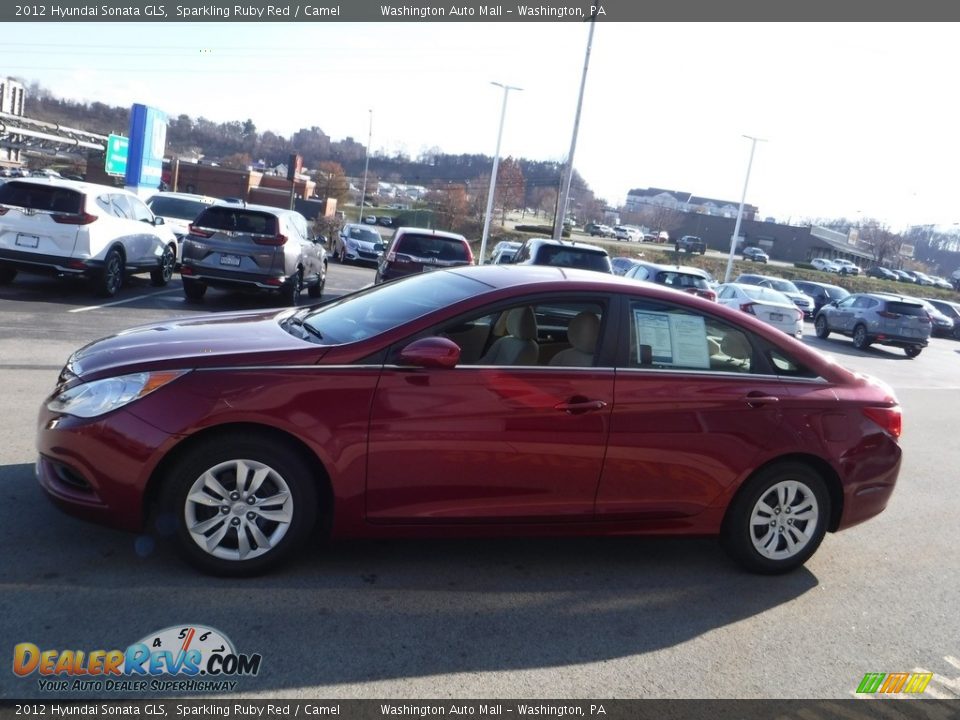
[0,76,26,166]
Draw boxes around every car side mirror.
[152,216,165,226]
[398,337,461,369]
[315,235,327,246]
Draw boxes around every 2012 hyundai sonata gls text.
[36,265,903,576]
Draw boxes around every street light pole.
[479,82,522,265]
[357,109,373,224]
[553,12,597,241]
[724,134,766,283]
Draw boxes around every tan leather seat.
[549,312,600,367]
[479,307,539,365]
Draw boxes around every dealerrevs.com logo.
[856,672,934,695]
[13,625,262,693]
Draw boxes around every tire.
[814,315,830,339]
[308,267,325,299]
[93,248,123,298]
[182,277,207,302]
[904,345,922,358]
[852,324,870,350]
[280,270,302,306]
[721,461,830,574]
[0,265,16,284]
[158,435,318,576]
[150,244,176,286]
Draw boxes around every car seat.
[479,307,539,365]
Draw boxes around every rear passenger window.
[627,300,754,373]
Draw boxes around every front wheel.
[150,244,176,286]
[721,462,830,574]
[904,345,922,358]
[158,435,319,576]
[852,324,870,350]
[814,315,830,339]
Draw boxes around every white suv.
[0,178,177,297]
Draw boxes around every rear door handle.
[554,399,608,415]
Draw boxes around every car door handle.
[744,392,780,408]
[554,399,608,415]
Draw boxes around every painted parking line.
[67,288,182,313]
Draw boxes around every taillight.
[253,234,287,246]
[0,207,8,216]
[52,212,97,225]
[464,244,475,264]
[739,302,756,314]
[188,224,214,238]
[919,315,932,324]
[702,289,717,302]
[795,308,804,322]
[862,405,902,439]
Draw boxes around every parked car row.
[0,178,329,305]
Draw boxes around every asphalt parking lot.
[1,265,959,700]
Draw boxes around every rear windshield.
[654,271,709,290]
[825,286,850,300]
[148,196,211,221]
[0,181,83,214]
[395,233,469,261]
[194,206,279,235]
[534,245,611,272]
[885,301,926,317]
[742,285,791,303]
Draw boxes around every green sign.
[105,134,129,176]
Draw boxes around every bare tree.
[313,161,350,204]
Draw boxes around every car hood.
[783,291,812,305]
[67,309,320,380]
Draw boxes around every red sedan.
[36,266,903,576]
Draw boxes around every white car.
[833,258,861,276]
[145,191,218,252]
[716,282,804,338]
[0,177,177,297]
[811,257,840,273]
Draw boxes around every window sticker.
[634,310,710,369]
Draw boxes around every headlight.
[47,370,188,418]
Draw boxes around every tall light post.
[724,135,766,283]
[553,11,597,241]
[479,82,522,265]
[357,109,373,224]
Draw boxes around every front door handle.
[744,392,780,408]
[554,399,608,415]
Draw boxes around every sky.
[3,21,959,230]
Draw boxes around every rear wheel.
[904,345,922,358]
[721,462,830,574]
[93,248,123,298]
[158,435,318,576]
[852,324,870,350]
[280,270,302,306]
[0,265,16,284]
[182,277,207,302]
[814,315,830,339]
[150,244,176,286]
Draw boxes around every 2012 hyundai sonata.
[36,265,903,576]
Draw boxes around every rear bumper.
[180,264,289,291]
[0,248,163,275]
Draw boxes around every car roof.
[1,176,136,196]
[148,191,217,202]
[524,237,608,253]
[202,202,301,217]
[638,261,710,277]
[393,226,467,241]
[859,292,924,304]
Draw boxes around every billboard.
[125,104,167,192]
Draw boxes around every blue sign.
[124,104,167,191]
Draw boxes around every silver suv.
[814,292,931,357]
[512,238,612,273]
[180,203,327,305]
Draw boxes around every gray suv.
[813,292,931,357]
[512,238,612,273]
[180,203,327,305]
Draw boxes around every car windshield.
[0,181,83,214]
[346,226,381,243]
[147,196,210,220]
[825,286,850,299]
[300,269,485,344]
